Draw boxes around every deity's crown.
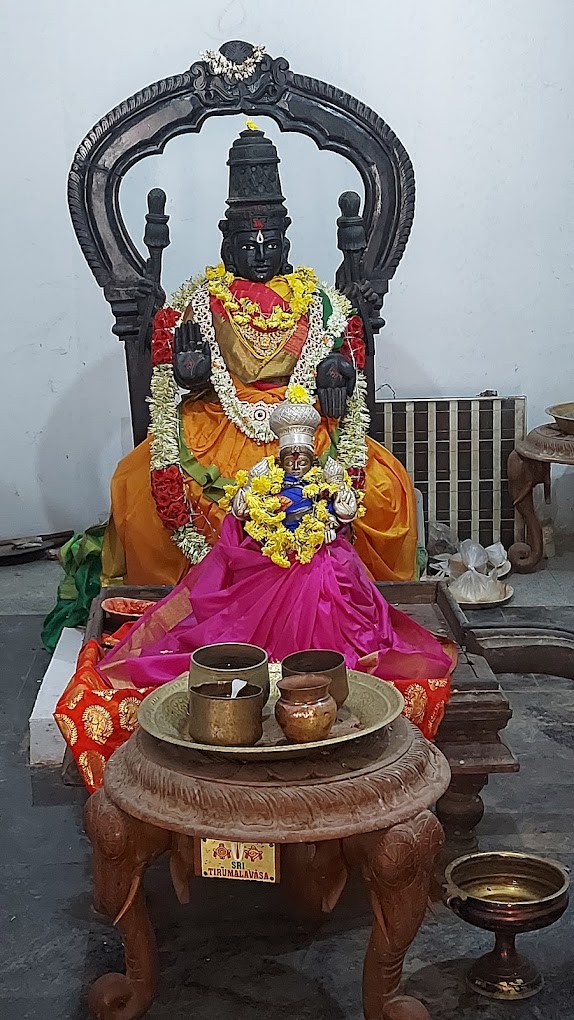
[269,401,321,452]
[220,125,291,235]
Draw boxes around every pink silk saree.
[98,516,455,738]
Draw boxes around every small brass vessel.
[281,649,349,707]
[190,642,270,703]
[188,680,264,747]
[275,673,337,743]
[445,851,569,1000]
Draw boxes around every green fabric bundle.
[41,525,105,652]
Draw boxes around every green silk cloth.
[41,524,106,652]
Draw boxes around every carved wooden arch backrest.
[68,40,415,445]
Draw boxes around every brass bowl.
[190,642,270,704]
[546,402,574,434]
[281,649,349,707]
[445,851,570,1000]
[188,680,264,747]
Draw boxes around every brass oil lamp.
[445,851,569,1000]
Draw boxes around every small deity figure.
[229,400,360,562]
[102,125,417,588]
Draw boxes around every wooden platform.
[66,579,519,855]
[376,580,519,854]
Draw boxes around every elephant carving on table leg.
[281,840,348,924]
[84,790,171,1020]
[344,811,444,1020]
[507,450,551,573]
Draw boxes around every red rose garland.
[339,315,366,370]
[150,464,191,531]
[151,307,180,365]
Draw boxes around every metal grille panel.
[371,397,526,548]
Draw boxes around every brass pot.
[190,642,270,704]
[188,680,264,747]
[445,851,570,1000]
[281,649,349,707]
[275,673,337,743]
[546,401,574,434]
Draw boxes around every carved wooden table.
[85,719,450,1020]
[508,424,574,572]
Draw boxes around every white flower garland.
[148,360,211,563]
[201,45,266,82]
[337,372,369,469]
[149,365,180,471]
[320,284,369,469]
[322,284,353,338]
[171,522,211,563]
[169,273,206,314]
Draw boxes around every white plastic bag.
[485,542,507,569]
[427,522,459,557]
[450,539,503,603]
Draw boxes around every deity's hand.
[136,275,166,312]
[232,488,250,520]
[342,279,379,307]
[249,458,272,480]
[324,513,339,544]
[173,321,212,390]
[333,487,358,524]
[316,354,356,419]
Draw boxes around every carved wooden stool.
[508,424,574,572]
[85,719,450,1020]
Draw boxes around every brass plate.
[197,839,278,883]
[138,667,405,760]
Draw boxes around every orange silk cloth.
[53,639,153,793]
[103,275,416,585]
[103,378,416,586]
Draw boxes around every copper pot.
[188,680,264,747]
[281,649,349,707]
[275,673,337,743]
[190,642,270,704]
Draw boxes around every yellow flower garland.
[220,459,365,568]
[205,263,318,332]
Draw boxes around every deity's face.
[226,228,287,283]
[280,447,314,479]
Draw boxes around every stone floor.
[2,559,574,1018]
[0,558,62,615]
